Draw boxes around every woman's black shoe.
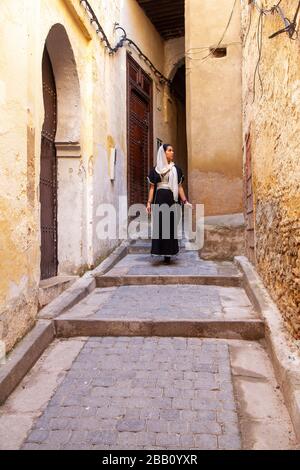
[164,256,171,264]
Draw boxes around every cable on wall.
[79,0,171,85]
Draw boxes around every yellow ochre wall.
[0,0,180,352]
[185,0,243,215]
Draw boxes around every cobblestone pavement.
[87,251,244,322]
[92,285,256,320]
[61,283,257,321]
[2,249,296,450]
[106,252,240,277]
[22,337,241,450]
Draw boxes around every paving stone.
[156,433,180,447]
[74,417,102,430]
[172,398,192,410]
[22,443,44,450]
[147,420,168,433]
[21,336,240,450]
[89,284,254,321]
[70,431,88,443]
[59,406,82,418]
[47,430,72,445]
[218,433,242,450]
[168,421,189,434]
[117,432,138,447]
[194,434,218,450]
[26,429,49,444]
[49,417,75,431]
[116,419,146,432]
[180,434,195,448]
[190,421,222,435]
[160,409,181,421]
[136,432,156,447]
[93,377,117,387]
[217,410,239,424]
[96,407,124,419]
[87,431,118,446]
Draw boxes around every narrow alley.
[0,0,299,455]
[0,240,297,450]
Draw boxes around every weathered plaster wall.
[0,0,184,352]
[89,0,180,260]
[0,0,39,352]
[185,0,243,215]
[241,0,300,337]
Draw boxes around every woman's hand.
[146,202,152,214]
[182,199,193,208]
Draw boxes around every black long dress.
[147,165,184,256]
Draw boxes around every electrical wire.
[252,8,264,103]
[249,0,300,102]
[79,0,171,85]
[200,0,238,61]
[80,0,300,94]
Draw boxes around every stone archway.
[169,60,188,195]
[41,24,82,277]
[169,57,185,82]
[40,46,58,280]
[45,24,81,156]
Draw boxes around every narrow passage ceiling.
[136,0,185,39]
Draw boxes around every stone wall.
[185,0,243,215]
[241,0,300,337]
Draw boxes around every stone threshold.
[39,275,78,289]
[38,275,79,309]
[38,240,129,321]
[96,275,242,288]
[54,318,265,341]
[0,321,55,405]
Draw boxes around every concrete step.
[95,274,243,288]
[38,275,79,309]
[199,213,245,261]
[128,244,152,254]
[55,317,264,341]
[57,283,263,341]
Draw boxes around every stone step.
[38,275,79,309]
[55,318,265,341]
[128,244,152,254]
[95,274,243,288]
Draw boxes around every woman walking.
[146,144,191,264]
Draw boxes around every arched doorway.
[170,61,188,194]
[40,47,58,280]
[40,24,81,279]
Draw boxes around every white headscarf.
[155,145,179,202]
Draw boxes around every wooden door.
[244,131,255,264]
[40,47,58,280]
[127,54,153,208]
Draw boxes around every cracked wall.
[241,0,300,337]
